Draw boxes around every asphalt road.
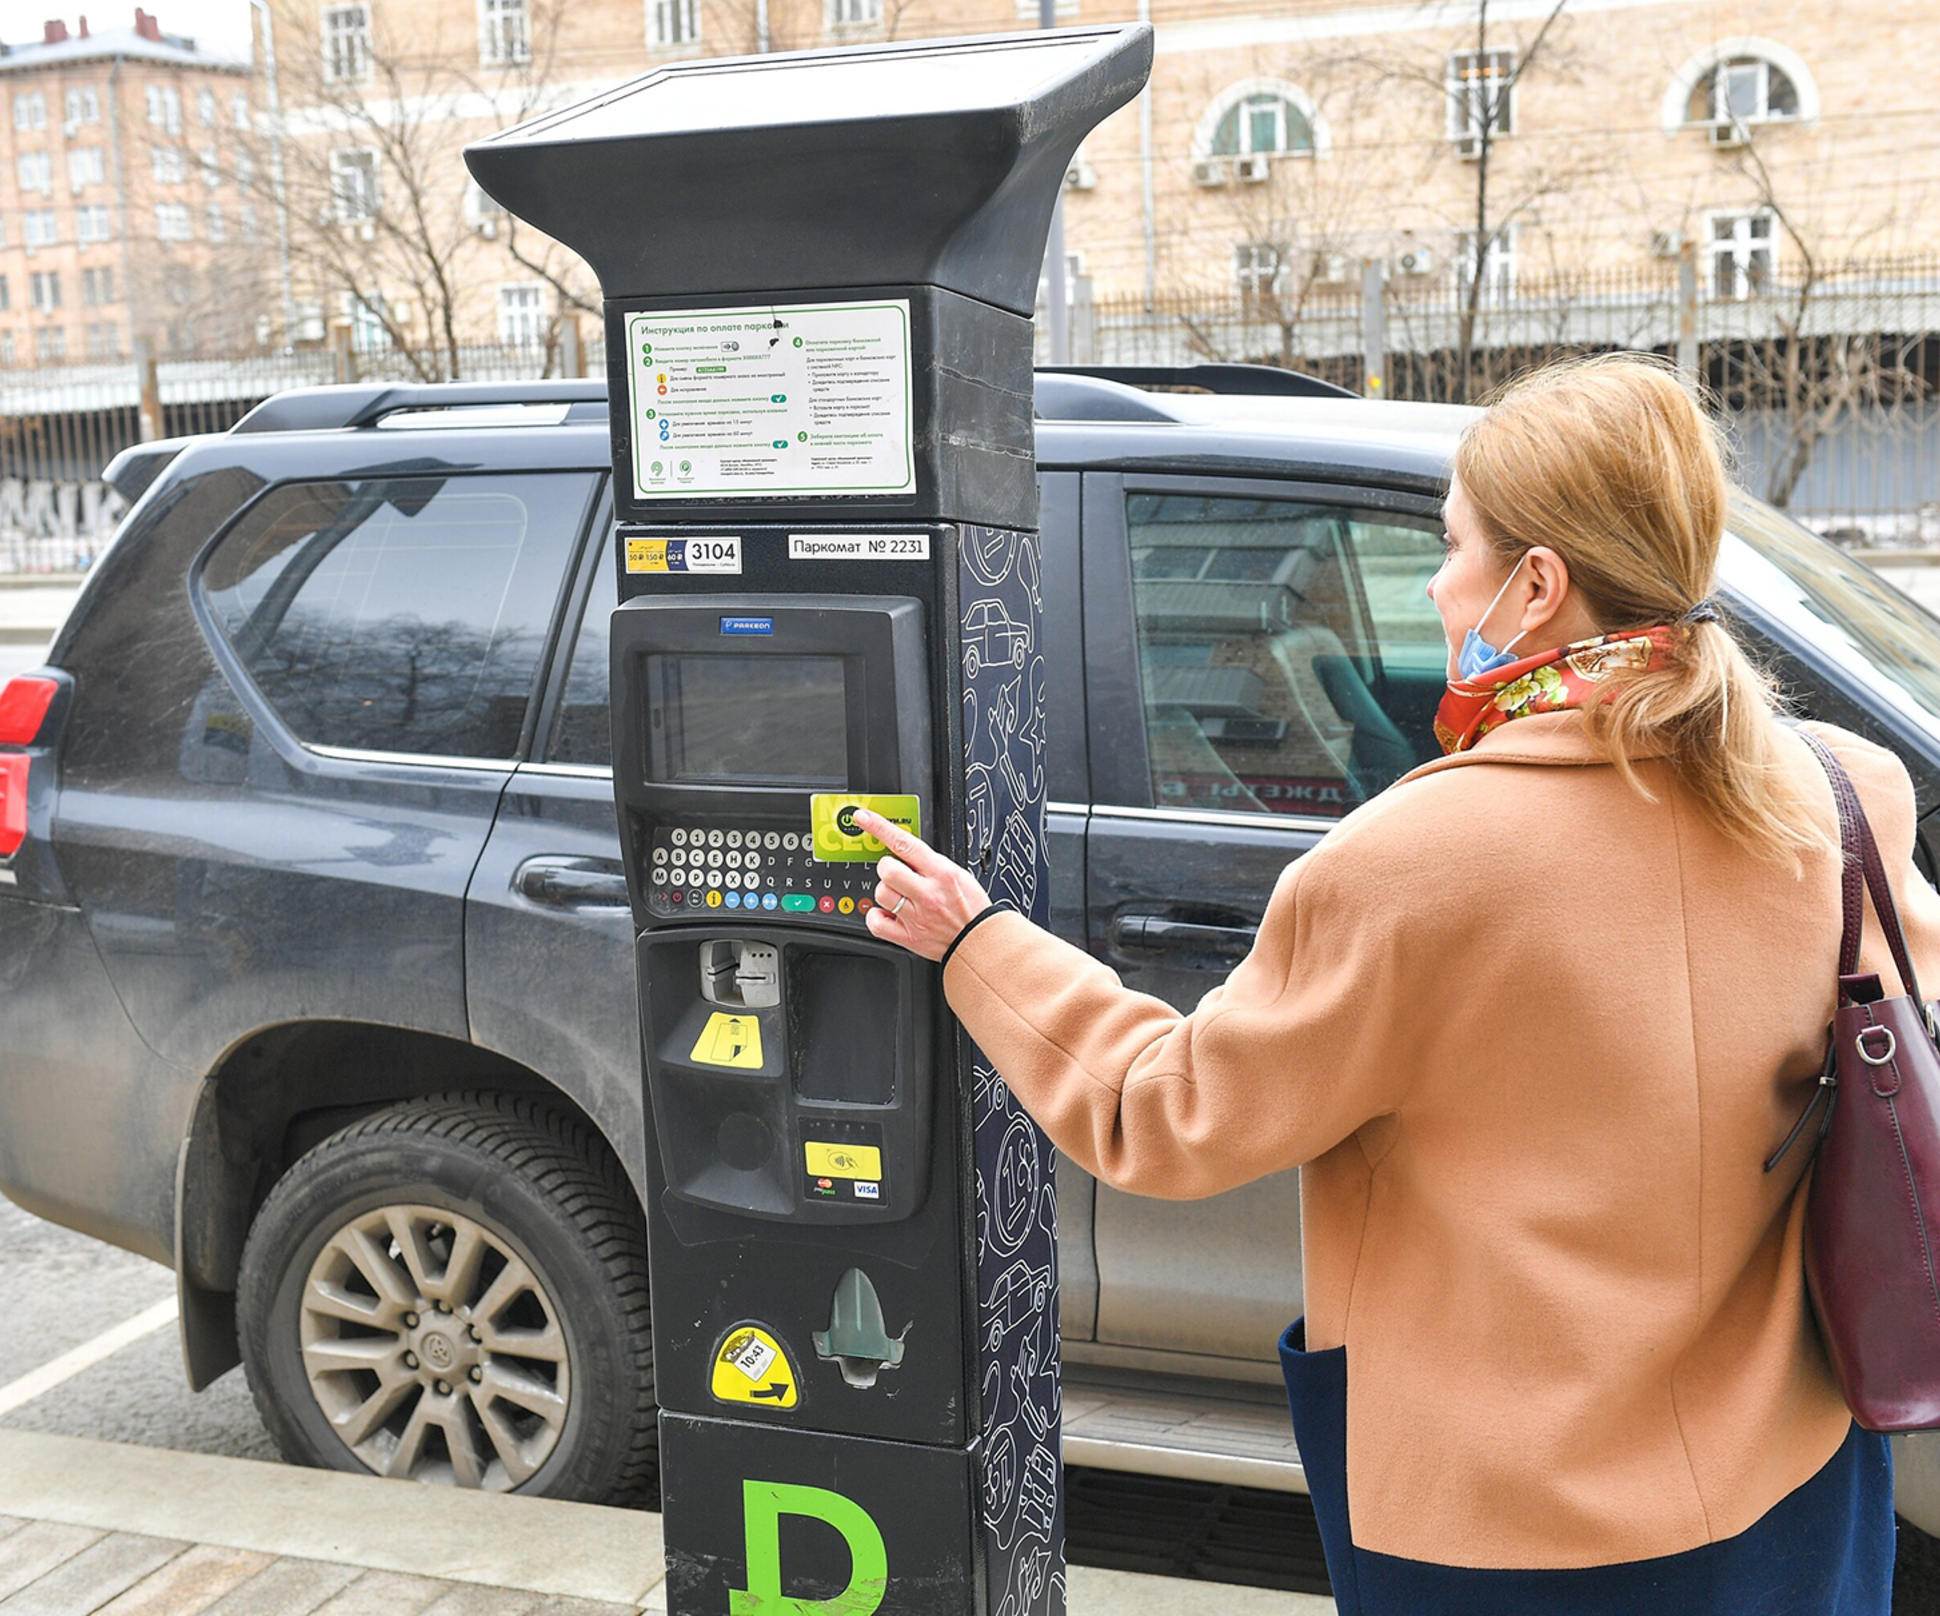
[0,1195,278,1462]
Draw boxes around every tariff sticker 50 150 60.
[625,536,742,574]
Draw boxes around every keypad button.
[744,854,762,872]
[707,850,723,868]
[818,895,836,913]
[838,897,855,915]
[763,832,780,850]
[671,828,687,846]
[761,892,779,910]
[726,830,741,848]
[707,872,722,889]
[705,890,722,908]
[707,829,724,847]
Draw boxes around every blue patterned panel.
[959,523,1062,1616]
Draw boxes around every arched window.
[1212,94,1313,158]
[1194,79,1328,162]
[1662,39,1818,135]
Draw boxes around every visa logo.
[720,616,774,636]
[854,1181,880,1200]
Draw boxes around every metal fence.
[7,257,1940,572]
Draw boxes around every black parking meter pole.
[467,28,1150,1616]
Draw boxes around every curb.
[0,1428,1332,1614]
[0,629,57,646]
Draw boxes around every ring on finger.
[890,893,909,917]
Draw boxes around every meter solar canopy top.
[467,26,1149,1616]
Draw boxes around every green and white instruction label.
[625,300,915,501]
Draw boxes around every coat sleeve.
[941,846,1421,1199]
[1823,726,1940,1003]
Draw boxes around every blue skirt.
[1279,1320,1895,1616]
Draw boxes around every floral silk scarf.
[1433,625,1678,755]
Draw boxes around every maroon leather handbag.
[1768,732,1940,1431]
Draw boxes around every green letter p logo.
[729,1481,888,1616]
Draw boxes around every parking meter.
[467,27,1150,1615]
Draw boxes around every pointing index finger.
[855,808,940,873]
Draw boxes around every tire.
[965,645,982,679]
[1899,1514,1940,1613]
[237,1091,656,1506]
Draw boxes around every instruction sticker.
[809,794,921,863]
[625,300,915,501]
[789,534,930,562]
[690,1012,764,1070]
[710,1324,799,1409]
[624,536,742,574]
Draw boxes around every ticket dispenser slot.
[613,593,934,1225]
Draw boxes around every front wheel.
[237,1092,656,1505]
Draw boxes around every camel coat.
[943,713,1940,1572]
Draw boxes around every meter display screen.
[647,653,849,786]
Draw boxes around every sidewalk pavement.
[0,578,81,647]
[0,1429,1334,1616]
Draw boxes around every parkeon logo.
[728,1480,887,1616]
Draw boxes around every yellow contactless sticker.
[710,1324,799,1409]
[690,1012,764,1069]
[804,1141,882,1180]
[808,794,921,863]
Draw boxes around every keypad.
[646,822,878,926]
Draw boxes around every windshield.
[1720,494,1940,737]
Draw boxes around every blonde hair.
[1453,353,1830,864]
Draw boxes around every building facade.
[0,10,259,366]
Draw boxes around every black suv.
[5,370,1940,1541]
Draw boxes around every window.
[1126,490,1449,816]
[199,146,221,188]
[331,148,380,221]
[0,334,12,365]
[324,5,373,82]
[23,210,57,249]
[0,220,7,251]
[342,290,392,352]
[152,146,186,184]
[1455,228,1516,304]
[232,92,250,129]
[1447,49,1515,156]
[0,276,9,311]
[206,203,226,242]
[197,88,217,126]
[31,271,61,310]
[64,87,100,125]
[829,0,882,23]
[199,474,596,759]
[86,321,118,359]
[155,202,193,241]
[1688,55,1800,129]
[239,201,259,240]
[13,91,46,131]
[1708,209,1774,299]
[649,0,699,47]
[36,327,66,362]
[1234,242,1283,300]
[16,152,52,195]
[75,205,111,244]
[234,149,255,188]
[550,544,617,766]
[163,264,196,305]
[146,84,181,131]
[82,267,114,305]
[1211,92,1315,157]
[69,146,106,188]
[497,282,545,344]
[481,0,531,64]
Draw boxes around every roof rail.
[102,435,192,504]
[231,380,609,436]
[1037,363,1357,401]
[1034,372,1178,424]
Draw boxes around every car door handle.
[1110,913,1259,959]
[514,856,630,911]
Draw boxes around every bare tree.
[221,0,592,378]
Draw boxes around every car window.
[1126,490,1446,818]
[201,473,593,759]
[548,536,616,767]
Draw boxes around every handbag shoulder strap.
[1799,728,1924,1004]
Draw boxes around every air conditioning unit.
[62,120,78,138]
[1311,252,1353,285]
[391,299,413,322]
[1235,154,1271,184]
[1648,229,1686,260]
[1393,247,1435,278]
[297,313,326,342]
[1192,157,1230,188]
[473,217,499,238]
[357,220,376,241]
[1710,118,1749,148]
[1064,159,1096,191]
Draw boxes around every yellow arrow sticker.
[711,1324,799,1409]
[690,1011,764,1070]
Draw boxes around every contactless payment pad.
[810,794,921,862]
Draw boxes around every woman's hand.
[854,808,992,963]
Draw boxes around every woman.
[855,356,1940,1614]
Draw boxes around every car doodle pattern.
[960,523,1063,1616]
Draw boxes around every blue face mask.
[1454,554,1531,682]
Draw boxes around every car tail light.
[0,677,57,746]
[0,676,61,860]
